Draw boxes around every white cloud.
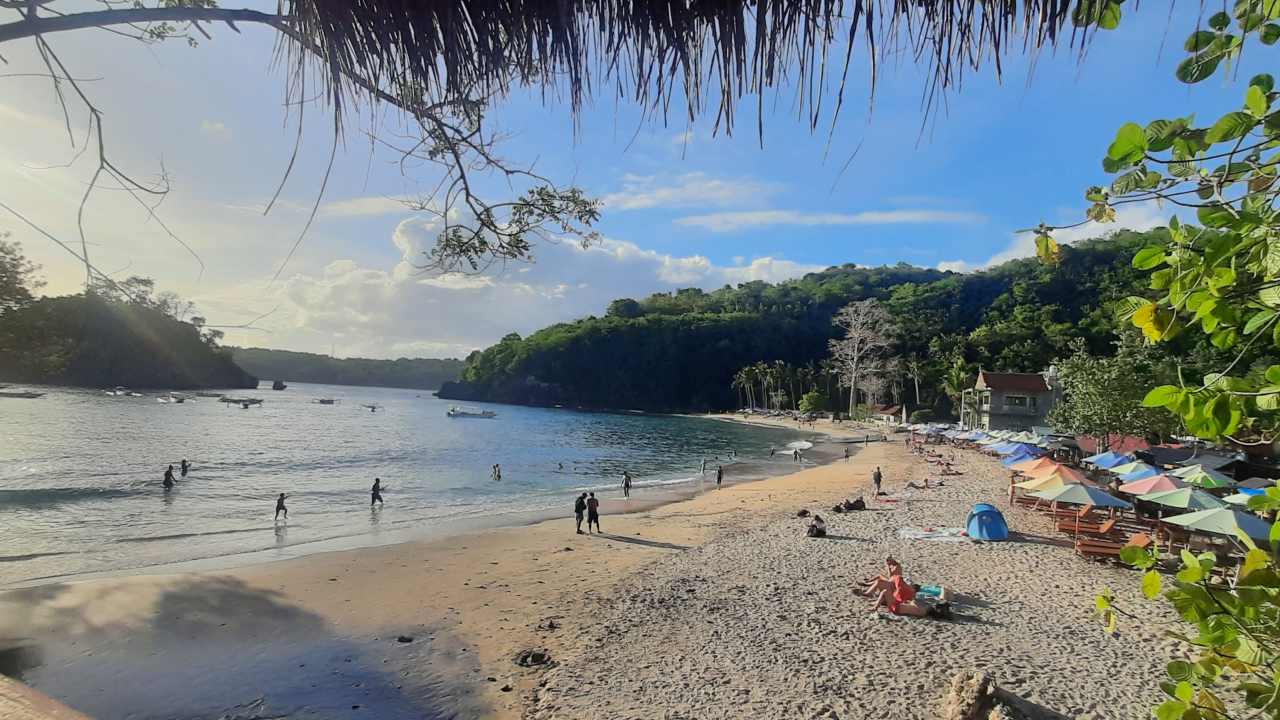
[601,172,777,210]
[264,217,824,358]
[319,196,411,218]
[676,208,985,233]
[198,120,227,137]
[935,202,1167,273]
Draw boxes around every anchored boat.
[447,406,497,419]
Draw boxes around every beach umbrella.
[1083,451,1133,469]
[997,442,1039,456]
[1240,477,1276,490]
[786,440,814,451]
[1013,469,1081,492]
[1139,488,1228,512]
[1224,493,1256,506]
[1108,461,1153,476]
[1163,507,1273,541]
[1010,457,1058,474]
[1118,474,1185,495]
[1030,483,1133,509]
[1170,464,1236,489]
[1025,464,1088,483]
[1116,465,1161,482]
[1001,450,1041,467]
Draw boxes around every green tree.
[1047,339,1178,449]
[798,390,827,413]
[606,298,643,319]
[0,235,43,315]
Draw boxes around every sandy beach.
[0,418,1170,719]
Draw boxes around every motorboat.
[313,398,340,405]
[362,403,382,413]
[194,392,224,398]
[447,406,497,419]
[157,394,187,404]
[0,391,43,399]
[220,397,263,407]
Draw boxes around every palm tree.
[904,354,925,407]
[942,358,972,420]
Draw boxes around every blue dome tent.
[965,503,1010,541]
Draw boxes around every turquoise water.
[0,382,811,585]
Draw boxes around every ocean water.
[0,383,812,586]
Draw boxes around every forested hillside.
[0,294,257,389]
[231,347,464,390]
[440,229,1196,412]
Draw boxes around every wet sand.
[0,422,1169,719]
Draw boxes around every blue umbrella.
[1002,450,1037,467]
[1083,451,1133,469]
[1116,465,1160,482]
[997,442,1040,456]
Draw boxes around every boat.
[157,394,187,404]
[362,403,382,413]
[194,392,224,398]
[0,391,44,399]
[447,406,497,419]
[104,386,129,396]
[272,380,288,391]
[313,398,340,405]
[220,397,263,407]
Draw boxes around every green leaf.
[1143,385,1182,408]
[1167,660,1193,681]
[1198,205,1236,228]
[1155,700,1188,720]
[1146,119,1185,151]
[1257,386,1280,410]
[1034,234,1061,264]
[1248,85,1270,117]
[1174,681,1195,703]
[1244,309,1276,334]
[1242,548,1271,578]
[1270,516,1280,546]
[1206,111,1256,143]
[1178,549,1205,582]
[1178,54,1223,84]
[1133,246,1168,269]
[1262,23,1280,44]
[1097,1,1121,29]
[1250,73,1276,94]
[1266,365,1280,384]
[1185,30,1218,51]
[1107,122,1148,164]
[1210,11,1232,30]
[1142,570,1163,598]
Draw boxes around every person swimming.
[180,459,190,477]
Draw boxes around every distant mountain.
[230,347,464,391]
[0,295,257,389]
[438,230,1167,412]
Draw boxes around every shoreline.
[0,431,869,720]
[0,428,1170,719]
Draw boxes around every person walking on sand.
[370,478,384,507]
[716,464,724,489]
[873,466,883,496]
[180,459,190,478]
[574,493,587,534]
[586,492,601,533]
[275,493,289,520]
[844,446,850,462]
[621,471,632,499]
[163,464,176,489]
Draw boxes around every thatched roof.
[287,0,1095,131]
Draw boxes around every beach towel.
[897,527,969,542]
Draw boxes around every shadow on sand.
[594,533,689,551]
[2,575,488,720]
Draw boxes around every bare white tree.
[828,299,895,418]
[904,354,926,407]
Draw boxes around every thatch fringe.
[286,0,1096,132]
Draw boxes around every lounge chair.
[1074,532,1152,562]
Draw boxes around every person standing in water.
[621,471,632,499]
[844,447,850,462]
[700,458,707,474]
[586,492,601,533]
[872,466,883,496]
[275,493,289,520]
[180,459,190,478]
[715,464,724,489]
[370,478,384,507]
[162,464,176,490]
[574,493,587,534]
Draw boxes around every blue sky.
[0,3,1268,358]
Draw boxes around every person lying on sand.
[855,557,904,597]
[870,576,953,619]
[905,478,944,490]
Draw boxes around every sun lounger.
[1074,532,1152,562]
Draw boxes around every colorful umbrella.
[1083,451,1134,469]
[1013,469,1080,492]
[1116,465,1161,482]
[1001,451,1038,467]
[1109,461,1153,476]
[1163,507,1273,541]
[1030,483,1133,509]
[1139,487,1228,511]
[1118,474,1185,495]
[1025,464,1088,483]
[1224,493,1255,506]
[1240,477,1276,490]
[1170,464,1236,489]
[1010,457,1058,474]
